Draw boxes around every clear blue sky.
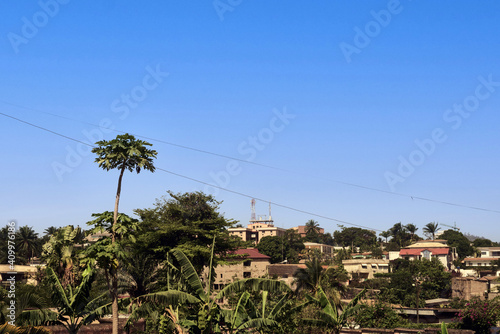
[1,1,499,241]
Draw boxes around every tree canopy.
[333,226,377,251]
[134,191,243,272]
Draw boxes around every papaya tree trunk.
[112,165,126,334]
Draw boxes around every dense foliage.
[453,297,500,334]
[354,300,410,328]
[379,258,451,307]
[256,231,304,264]
[333,225,377,251]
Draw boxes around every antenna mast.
[251,199,256,221]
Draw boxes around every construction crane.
[441,222,460,231]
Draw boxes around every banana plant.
[130,238,293,334]
[302,287,366,334]
[18,267,111,334]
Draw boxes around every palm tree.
[91,133,157,334]
[294,256,324,294]
[16,226,39,263]
[379,231,391,244]
[43,226,60,237]
[405,223,418,243]
[423,222,440,240]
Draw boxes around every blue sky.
[1,1,500,241]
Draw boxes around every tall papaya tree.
[91,133,157,334]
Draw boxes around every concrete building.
[342,259,390,280]
[303,242,334,255]
[228,221,286,244]
[211,248,270,290]
[398,240,457,270]
[451,276,500,300]
[0,264,39,286]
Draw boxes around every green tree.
[257,233,305,264]
[135,191,242,273]
[472,238,494,247]
[92,133,157,334]
[82,212,140,334]
[380,258,451,307]
[333,226,377,251]
[354,299,409,329]
[41,225,83,287]
[440,229,474,259]
[423,222,440,240]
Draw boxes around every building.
[303,242,334,256]
[451,276,500,300]
[228,220,286,244]
[398,240,457,270]
[291,225,324,238]
[211,248,270,290]
[462,246,500,268]
[342,259,390,280]
[0,264,39,286]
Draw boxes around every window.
[243,272,251,278]
[422,250,431,260]
[361,264,368,269]
[243,260,251,267]
[220,274,223,278]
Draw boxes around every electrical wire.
[2,108,500,216]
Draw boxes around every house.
[211,248,270,290]
[342,259,390,280]
[398,240,457,270]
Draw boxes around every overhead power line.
[1,107,500,216]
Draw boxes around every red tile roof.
[399,248,450,256]
[232,248,270,259]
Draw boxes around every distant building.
[0,264,39,286]
[303,242,333,255]
[342,259,390,280]
[210,248,270,290]
[451,276,500,300]
[462,246,500,272]
[228,220,286,244]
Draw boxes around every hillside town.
[2,193,500,333]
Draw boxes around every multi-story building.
[228,219,286,244]
[463,246,500,268]
[210,248,270,290]
[342,259,390,280]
